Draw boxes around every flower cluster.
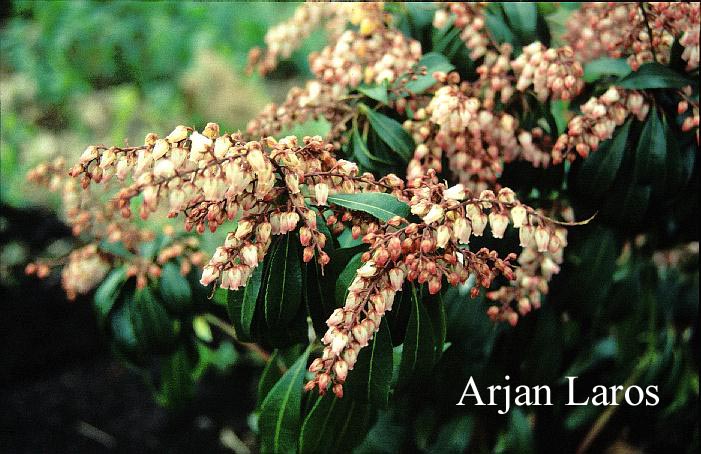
[511,42,584,102]
[247,2,346,76]
[247,14,421,142]
[433,2,491,60]
[405,72,554,190]
[564,2,700,71]
[486,205,573,326]
[306,170,567,396]
[68,123,411,292]
[552,87,649,163]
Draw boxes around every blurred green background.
[0,2,316,451]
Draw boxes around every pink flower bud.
[334,360,348,382]
[199,266,219,286]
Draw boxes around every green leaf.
[345,319,393,407]
[300,395,373,454]
[502,2,537,44]
[634,107,667,184]
[351,126,393,173]
[360,105,415,162]
[484,5,517,46]
[94,266,128,326]
[157,347,195,410]
[404,52,455,94]
[429,415,474,454]
[358,83,389,105]
[259,347,310,454]
[159,261,192,313]
[227,263,265,341]
[258,350,285,409]
[327,192,410,222]
[583,57,632,82]
[617,62,691,89]
[397,286,436,388]
[576,119,632,198]
[335,252,364,307]
[265,234,303,330]
[131,286,175,352]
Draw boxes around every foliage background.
[0,2,698,453]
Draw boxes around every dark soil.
[0,205,257,453]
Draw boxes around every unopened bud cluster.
[511,42,584,102]
[307,170,566,396]
[433,3,490,60]
[564,2,699,71]
[553,87,649,163]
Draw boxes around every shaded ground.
[0,205,257,453]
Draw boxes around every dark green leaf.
[502,2,537,44]
[259,347,310,454]
[258,350,285,409]
[397,286,436,388]
[327,192,410,222]
[634,107,666,184]
[429,415,474,454]
[361,105,415,162]
[576,119,631,198]
[160,261,192,313]
[131,286,175,352]
[345,319,393,407]
[583,57,632,82]
[335,252,363,307]
[404,52,455,94]
[157,347,195,410]
[358,83,389,105]
[227,263,265,341]
[617,62,691,89]
[265,234,303,329]
[300,395,373,454]
[94,266,127,326]
[484,6,517,46]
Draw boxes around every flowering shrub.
[26,3,698,453]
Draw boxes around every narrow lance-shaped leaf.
[259,347,311,454]
[227,263,265,341]
[299,394,373,454]
[617,62,691,89]
[634,107,666,184]
[345,318,394,407]
[94,266,128,326]
[502,2,537,45]
[264,234,303,329]
[160,261,192,313]
[577,118,632,198]
[327,192,410,222]
[360,104,415,162]
[397,286,436,388]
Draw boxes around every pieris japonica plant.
[26,3,698,453]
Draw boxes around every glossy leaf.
[131,286,175,352]
[227,263,264,341]
[358,83,389,105]
[404,52,455,94]
[617,62,690,89]
[583,57,631,82]
[576,119,631,198]
[634,107,666,184]
[327,192,410,222]
[264,234,303,330]
[94,266,128,326]
[502,2,537,44]
[397,286,436,388]
[299,394,373,454]
[159,261,192,313]
[361,105,415,162]
[335,252,363,306]
[257,350,285,409]
[259,347,310,454]
[345,319,393,407]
